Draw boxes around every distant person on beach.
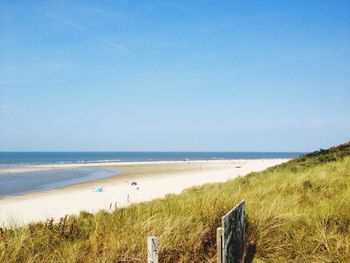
[131,181,140,190]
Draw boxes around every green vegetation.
[1,142,350,262]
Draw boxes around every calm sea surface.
[0,152,303,197]
[0,152,304,166]
[0,168,119,196]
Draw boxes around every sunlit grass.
[1,143,349,262]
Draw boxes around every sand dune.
[0,159,288,227]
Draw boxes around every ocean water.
[0,152,304,166]
[0,152,303,197]
[0,168,119,196]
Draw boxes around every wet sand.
[0,159,288,227]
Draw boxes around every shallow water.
[0,168,119,197]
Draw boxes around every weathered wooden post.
[147,236,159,263]
[217,200,245,263]
[217,227,224,263]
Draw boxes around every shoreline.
[0,159,289,227]
[0,158,289,173]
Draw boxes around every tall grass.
[1,142,350,262]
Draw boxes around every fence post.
[217,227,224,263]
[220,200,245,263]
[147,236,159,263]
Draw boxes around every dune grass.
[1,143,350,262]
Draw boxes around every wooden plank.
[222,200,245,263]
[217,227,224,263]
[147,236,159,263]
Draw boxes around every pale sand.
[0,159,288,227]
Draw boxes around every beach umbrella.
[131,182,137,186]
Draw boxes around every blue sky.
[0,0,349,151]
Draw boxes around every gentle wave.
[0,152,304,166]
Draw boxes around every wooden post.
[222,200,245,263]
[147,236,158,263]
[217,227,224,263]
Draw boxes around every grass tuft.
[1,142,350,262]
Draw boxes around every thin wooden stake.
[217,227,224,263]
[147,236,158,263]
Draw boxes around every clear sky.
[0,1,349,151]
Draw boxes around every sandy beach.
[0,159,288,227]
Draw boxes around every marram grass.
[1,143,350,262]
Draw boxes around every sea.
[0,152,303,197]
[0,152,303,166]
